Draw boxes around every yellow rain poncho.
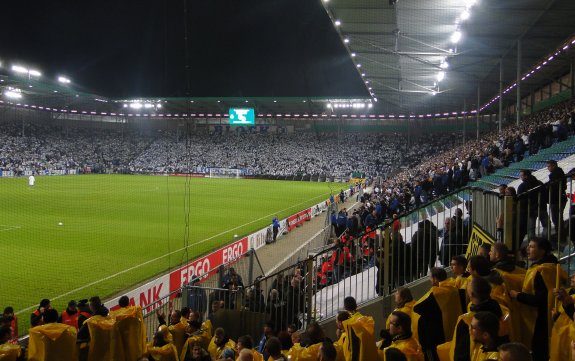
[28,323,77,361]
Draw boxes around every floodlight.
[344,38,350,44]
[465,0,477,8]
[437,71,445,82]
[450,31,462,43]
[356,64,361,68]
[144,103,154,109]
[460,9,470,21]
[130,103,143,109]
[351,53,356,57]
[361,73,366,76]
[334,20,341,26]
[368,103,373,108]
[440,61,449,69]
[4,87,22,99]
[157,104,162,109]
[28,69,41,77]
[58,76,71,84]
[12,65,28,74]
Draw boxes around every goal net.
[208,167,242,179]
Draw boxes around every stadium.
[0,0,575,360]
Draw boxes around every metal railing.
[139,172,575,340]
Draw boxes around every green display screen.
[229,108,255,125]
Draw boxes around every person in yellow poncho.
[156,309,189,357]
[110,304,147,361]
[386,287,416,330]
[446,277,509,361]
[413,267,463,361]
[147,326,180,361]
[551,273,575,361]
[288,322,326,361]
[468,256,511,311]
[201,327,235,361]
[233,335,264,361]
[379,311,423,361]
[333,311,350,361]
[509,237,566,361]
[451,255,471,312]
[469,312,505,361]
[27,309,78,361]
[489,243,526,344]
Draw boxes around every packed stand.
[128,130,460,178]
[367,98,575,215]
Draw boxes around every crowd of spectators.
[0,98,572,183]
[0,122,153,175]
[363,98,575,218]
[4,239,573,361]
[128,130,460,178]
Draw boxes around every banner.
[169,236,248,292]
[465,223,496,259]
[249,227,270,250]
[287,208,312,231]
[105,274,170,314]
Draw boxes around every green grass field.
[0,175,340,319]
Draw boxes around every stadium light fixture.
[465,0,477,8]
[440,61,449,69]
[344,38,350,44]
[334,20,341,26]
[356,64,362,68]
[58,76,71,84]
[450,30,462,43]
[12,65,28,74]
[28,69,41,77]
[437,71,445,82]
[351,53,356,57]
[4,87,22,99]
[460,9,470,21]
[361,73,365,77]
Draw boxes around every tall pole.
[571,57,574,98]
[476,84,480,140]
[499,60,503,134]
[463,99,466,145]
[516,40,522,126]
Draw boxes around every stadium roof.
[322,0,575,114]
[1,0,574,118]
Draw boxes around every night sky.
[0,0,368,98]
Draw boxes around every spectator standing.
[546,160,567,233]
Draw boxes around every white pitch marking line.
[0,225,21,232]
[15,190,335,315]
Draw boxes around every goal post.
[208,167,242,179]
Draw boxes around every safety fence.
[139,172,575,340]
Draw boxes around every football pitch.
[0,175,341,319]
